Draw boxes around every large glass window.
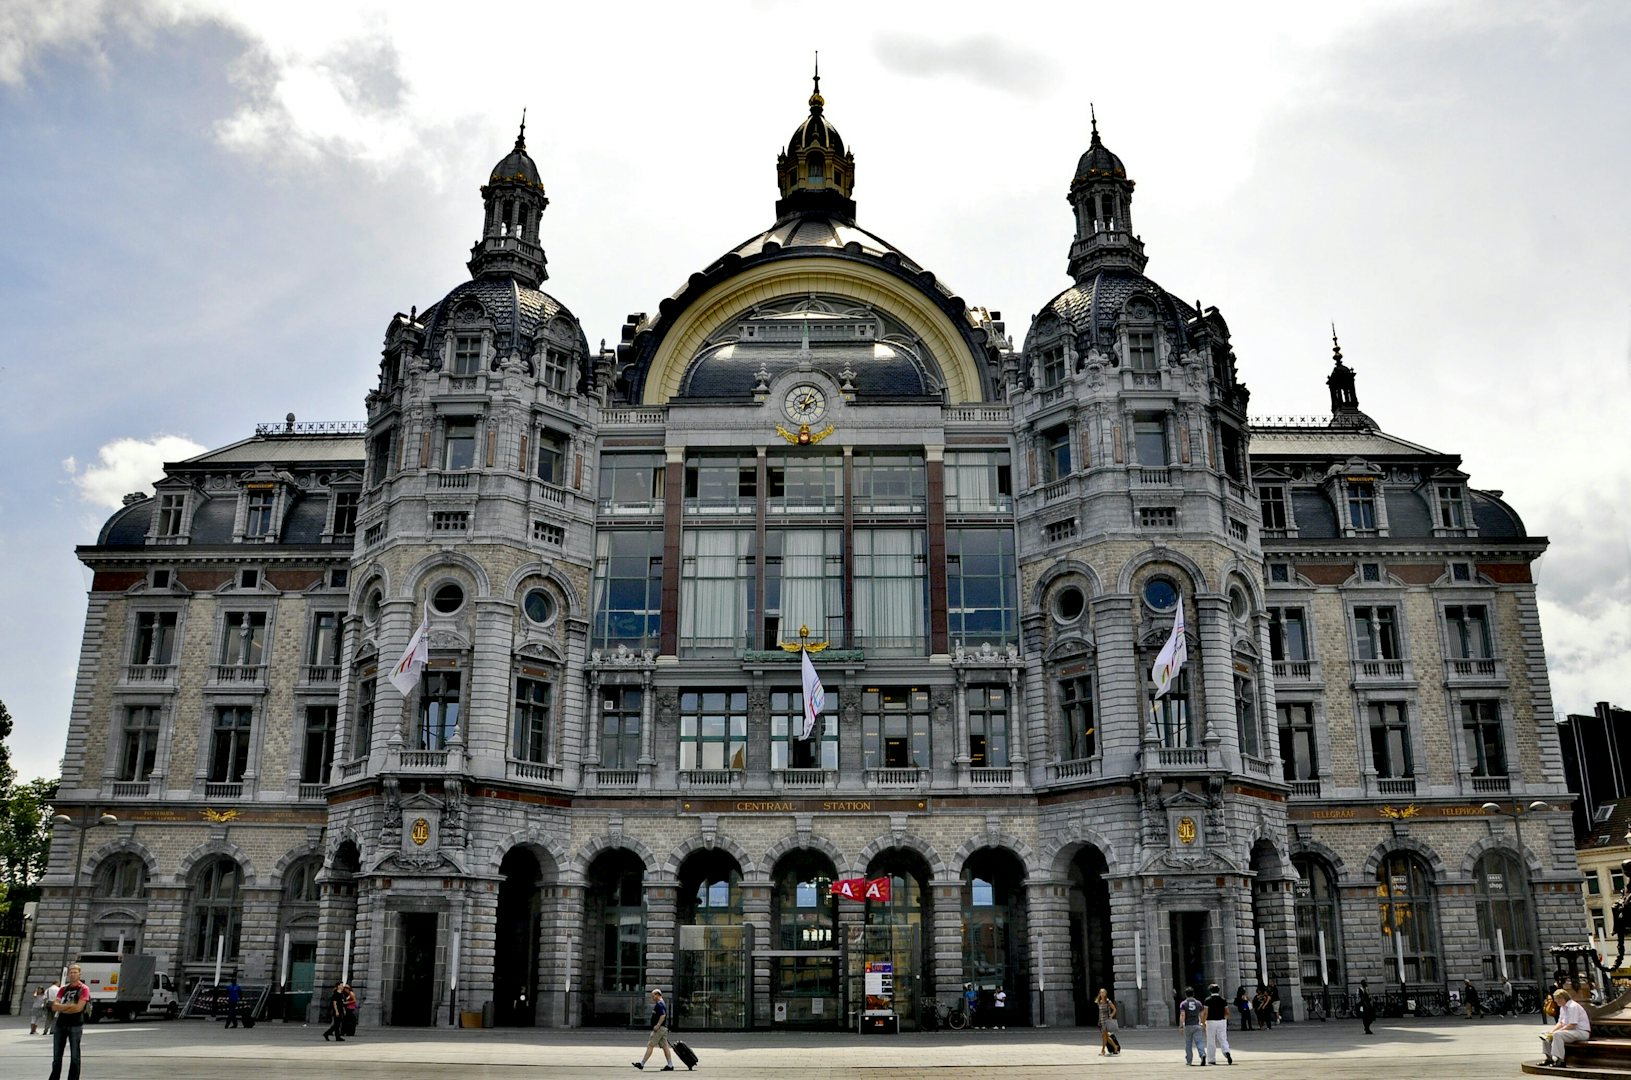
[218,612,267,667]
[599,686,643,769]
[764,529,842,649]
[944,451,1012,513]
[1377,853,1440,983]
[1474,851,1533,980]
[771,689,839,770]
[209,706,253,783]
[97,854,146,898]
[189,857,243,961]
[1133,413,1167,466]
[1059,673,1095,760]
[862,688,930,769]
[1128,330,1157,371]
[1042,426,1071,482]
[512,676,552,762]
[536,432,566,485]
[946,529,1017,647]
[591,530,663,649]
[156,492,187,536]
[1293,856,1343,988]
[418,670,461,751]
[131,611,178,667]
[444,419,477,470]
[1461,700,1507,777]
[369,430,394,486]
[1268,607,1309,662]
[597,452,665,514]
[451,334,482,375]
[1368,702,1412,778]
[967,685,1009,768]
[1352,606,1402,661]
[300,705,335,785]
[685,454,757,513]
[766,453,841,514]
[590,853,645,993]
[1278,703,1317,782]
[853,529,926,654]
[331,490,360,537]
[851,453,924,513]
[679,690,748,771]
[307,611,343,670]
[680,529,753,653]
[1144,653,1194,749]
[120,706,162,782]
[1444,605,1492,660]
[773,852,837,951]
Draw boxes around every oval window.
[363,589,382,625]
[523,588,553,624]
[1142,577,1179,612]
[432,582,465,614]
[1054,585,1086,622]
[1229,586,1250,621]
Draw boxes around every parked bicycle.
[921,998,969,1031]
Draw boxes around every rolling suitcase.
[672,1040,699,1071]
[1105,1031,1121,1055]
[242,1014,256,1029]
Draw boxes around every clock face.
[783,384,828,424]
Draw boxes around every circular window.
[1229,586,1250,621]
[1142,576,1179,612]
[431,582,465,614]
[522,588,554,625]
[1053,585,1086,622]
[363,588,382,625]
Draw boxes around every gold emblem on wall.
[775,422,836,445]
[1380,803,1422,820]
[410,817,431,845]
[1177,816,1198,845]
[202,808,239,823]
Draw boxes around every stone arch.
[1362,836,1448,881]
[488,828,572,880]
[573,833,660,879]
[1461,836,1542,877]
[326,828,365,870]
[502,561,585,618]
[1045,633,1097,661]
[951,834,1041,878]
[175,839,256,886]
[272,845,324,885]
[1047,824,1122,878]
[1032,559,1104,609]
[1218,559,1268,613]
[663,833,759,882]
[84,837,160,881]
[1289,838,1348,882]
[854,832,946,880]
[760,833,848,881]
[400,549,493,599]
[1116,545,1211,595]
[352,563,390,609]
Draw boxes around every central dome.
[776,69,857,223]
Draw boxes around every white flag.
[1151,598,1187,698]
[800,648,825,740]
[389,617,430,696]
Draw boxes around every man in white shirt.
[1541,989,1592,1067]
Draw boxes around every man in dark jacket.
[1358,979,1376,1035]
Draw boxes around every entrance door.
[1171,912,1209,997]
[846,924,920,1029]
[393,913,439,1026]
[288,943,316,1020]
[675,925,749,1030]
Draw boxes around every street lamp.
[1482,800,1551,996]
[52,810,118,975]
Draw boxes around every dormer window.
[1259,485,1289,533]
[156,492,188,538]
[542,349,571,393]
[1437,485,1467,529]
[1128,330,1156,371]
[452,334,482,376]
[1346,480,1378,531]
[1041,345,1067,388]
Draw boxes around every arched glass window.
[1293,855,1343,988]
[96,855,147,898]
[773,852,836,949]
[679,851,743,926]
[283,857,322,904]
[189,857,243,961]
[587,850,645,993]
[807,152,825,185]
[1474,850,1534,980]
[1376,852,1440,983]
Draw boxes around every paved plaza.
[4,1014,1550,1078]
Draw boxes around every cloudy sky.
[1,0,1627,782]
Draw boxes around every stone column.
[931,877,964,1005]
[239,885,281,984]
[1253,871,1302,1019]
[1027,875,1072,1026]
[540,882,585,1027]
[460,880,497,1028]
[1195,594,1234,763]
[644,879,678,1001]
[1108,876,1148,1026]
[741,882,773,1026]
[1006,663,1027,771]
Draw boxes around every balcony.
[590,768,641,789]
[111,780,152,798]
[944,405,1012,425]
[1041,478,1073,503]
[597,497,664,518]
[865,767,929,789]
[967,766,1014,787]
[210,664,265,685]
[1375,776,1417,796]
[433,470,473,490]
[337,759,367,779]
[297,782,325,800]
[1353,660,1411,683]
[1471,775,1512,794]
[123,664,176,685]
[1446,658,1506,684]
[397,749,449,770]
[1048,757,1101,784]
[1154,747,1209,768]
[679,769,741,790]
[1241,754,1275,779]
[1134,467,1173,486]
[535,481,568,507]
[1290,780,1321,798]
[599,408,666,426]
[204,782,243,800]
[302,664,341,684]
[775,768,836,790]
[1271,660,1322,685]
[507,760,565,785]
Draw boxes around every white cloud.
[64,435,205,509]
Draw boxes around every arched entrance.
[495,847,544,1025]
[769,849,839,1027]
[1067,846,1112,1026]
[674,849,748,1030]
[584,848,645,1026]
[860,848,932,1029]
[962,847,1029,1025]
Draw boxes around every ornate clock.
[783,384,828,425]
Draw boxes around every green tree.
[0,699,55,935]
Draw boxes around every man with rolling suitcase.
[634,988,676,1071]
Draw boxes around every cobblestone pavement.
[4,1014,1548,1078]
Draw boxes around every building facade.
[34,85,1585,1029]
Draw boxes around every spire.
[1331,322,1342,364]
[1090,102,1098,140]
[1326,324,1363,420]
[471,120,550,286]
[516,108,527,151]
[1066,109,1145,279]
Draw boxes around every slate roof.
[1028,268,1196,352]
[1585,796,1631,850]
[678,341,934,401]
[1250,427,1444,457]
[419,277,583,359]
[183,435,365,466]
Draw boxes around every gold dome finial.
[809,51,824,112]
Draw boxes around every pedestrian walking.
[633,987,675,1071]
[1358,979,1376,1035]
[224,977,242,1028]
[31,985,48,1034]
[1540,989,1592,1067]
[1501,976,1515,1016]
[1463,977,1484,1018]
[1096,987,1120,1056]
[964,983,979,1029]
[994,986,1008,1029]
[48,963,89,1080]
[44,979,61,1036]
[321,980,348,1042]
[1202,983,1234,1065]
[1177,986,1206,1066]
[1268,979,1282,1026]
[343,984,360,1037]
[1234,985,1253,1031]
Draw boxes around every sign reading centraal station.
[681,798,928,814]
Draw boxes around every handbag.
[1104,1017,1120,1034]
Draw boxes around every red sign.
[832,877,892,902]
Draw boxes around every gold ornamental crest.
[410,817,431,845]
[1177,816,1198,845]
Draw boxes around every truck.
[72,952,179,1021]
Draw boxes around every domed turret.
[775,59,857,223]
[1066,108,1146,279]
[468,114,551,287]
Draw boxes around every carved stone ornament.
[588,644,657,668]
[952,640,1022,667]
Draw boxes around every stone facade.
[33,89,1581,1031]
